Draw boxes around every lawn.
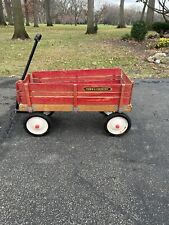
[0,24,168,78]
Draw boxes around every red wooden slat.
[31,97,73,104]
[17,90,131,98]
[32,68,122,78]
[77,97,130,105]
[19,92,131,105]
[28,83,73,92]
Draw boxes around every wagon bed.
[16,68,133,113]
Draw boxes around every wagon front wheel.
[24,113,51,136]
[105,113,131,136]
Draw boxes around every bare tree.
[86,0,96,34]
[140,0,169,23]
[46,0,86,25]
[45,0,53,26]
[97,3,163,25]
[117,0,126,28]
[140,0,147,21]
[98,4,119,25]
[70,0,86,25]
[24,0,30,26]
[156,0,169,22]
[146,0,155,27]
[4,0,13,25]
[33,0,39,27]
[0,0,6,25]
[12,0,29,39]
[37,0,46,24]
[54,0,69,23]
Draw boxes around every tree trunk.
[74,7,78,26]
[0,0,7,25]
[33,0,39,27]
[140,1,147,21]
[86,0,96,34]
[75,16,77,26]
[24,0,30,26]
[146,0,155,29]
[45,0,53,26]
[4,0,13,25]
[12,0,29,39]
[117,0,126,28]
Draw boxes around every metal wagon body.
[16,34,134,136]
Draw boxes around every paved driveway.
[0,78,169,225]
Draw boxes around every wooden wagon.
[16,34,134,136]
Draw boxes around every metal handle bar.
[21,33,42,81]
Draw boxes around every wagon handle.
[34,33,42,43]
[21,33,42,81]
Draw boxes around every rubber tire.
[24,113,51,137]
[104,112,131,136]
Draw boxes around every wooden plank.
[19,104,73,112]
[17,90,132,98]
[24,83,32,111]
[78,105,118,112]
[77,97,119,105]
[119,84,125,110]
[31,97,73,104]
[32,68,122,78]
[18,95,131,106]
[79,104,132,112]
[119,104,132,112]
[34,77,121,84]
[18,103,132,112]
[28,83,73,92]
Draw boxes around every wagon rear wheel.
[105,113,131,136]
[24,113,51,136]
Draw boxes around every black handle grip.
[34,34,42,42]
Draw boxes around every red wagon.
[16,34,134,137]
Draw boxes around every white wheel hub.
[26,116,49,135]
[107,116,128,135]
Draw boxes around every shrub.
[156,38,169,48]
[121,33,131,41]
[131,21,148,42]
[152,22,169,37]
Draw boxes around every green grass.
[0,24,168,78]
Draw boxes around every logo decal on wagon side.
[84,87,112,92]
